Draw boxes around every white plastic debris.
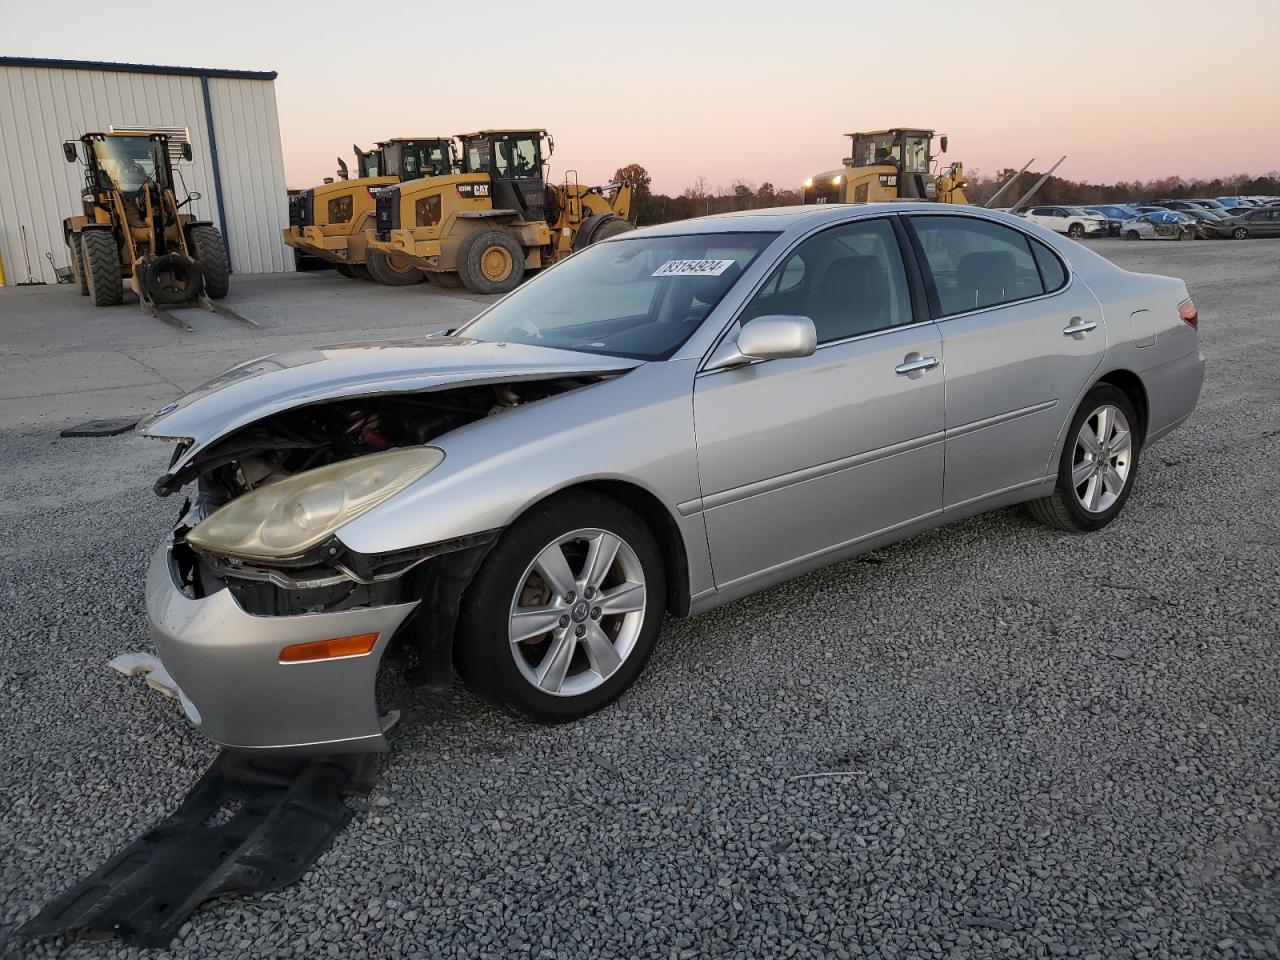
[107,651,181,700]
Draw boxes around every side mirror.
[181,142,193,162]
[705,315,817,371]
[63,141,78,163]
[939,135,949,154]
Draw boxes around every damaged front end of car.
[139,338,638,753]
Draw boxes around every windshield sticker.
[652,259,736,278]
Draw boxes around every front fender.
[335,359,709,590]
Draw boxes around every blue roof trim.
[0,56,277,81]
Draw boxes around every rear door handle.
[1062,317,1098,338]
[895,355,940,376]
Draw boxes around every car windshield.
[458,232,778,360]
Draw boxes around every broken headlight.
[185,447,444,562]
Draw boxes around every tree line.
[612,163,1280,224]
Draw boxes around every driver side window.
[740,218,914,344]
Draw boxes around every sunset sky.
[8,0,1279,194]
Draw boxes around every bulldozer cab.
[362,138,455,181]
[847,129,933,174]
[71,133,180,199]
[459,130,549,223]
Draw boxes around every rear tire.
[365,248,425,286]
[187,224,229,299]
[69,235,89,295]
[457,491,665,723]
[428,271,463,289]
[457,230,525,295]
[81,230,123,307]
[1027,384,1140,533]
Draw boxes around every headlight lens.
[186,447,444,561]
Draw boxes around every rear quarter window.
[1030,239,1067,292]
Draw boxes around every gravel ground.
[1,240,1277,959]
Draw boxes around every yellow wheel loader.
[61,133,246,331]
[284,138,456,285]
[802,127,968,206]
[365,129,633,294]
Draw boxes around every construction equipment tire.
[82,230,124,307]
[590,218,636,243]
[143,254,204,305]
[69,234,89,296]
[458,230,525,295]
[427,272,463,288]
[188,224,230,299]
[366,248,425,286]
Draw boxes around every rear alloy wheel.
[365,248,425,286]
[1067,223,1085,239]
[458,492,664,722]
[1028,384,1139,532]
[1233,227,1249,240]
[457,229,526,295]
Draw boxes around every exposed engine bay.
[160,375,612,686]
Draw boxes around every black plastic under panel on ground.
[20,750,377,948]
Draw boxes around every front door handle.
[895,354,940,377]
[1063,317,1098,339]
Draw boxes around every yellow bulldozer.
[365,129,633,294]
[283,137,456,284]
[61,132,244,331]
[802,127,968,206]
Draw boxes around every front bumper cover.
[146,542,418,754]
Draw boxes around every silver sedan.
[140,203,1205,753]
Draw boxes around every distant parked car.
[1217,197,1259,209]
[1121,211,1197,241]
[1085,205,1140,235]
[1207,207,1280,240]
[1175,208,1230,238]
[1022,205,1109,239]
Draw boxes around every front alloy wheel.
[509,529,646,697]
[458,491,665,722]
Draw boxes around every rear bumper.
[280,227,352,262]
[146,542,418,754]
[1144,350,1206,447]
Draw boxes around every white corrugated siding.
[206,76,291,274]
[0,63,290,284]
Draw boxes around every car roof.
[629,202,1030,237]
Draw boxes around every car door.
[693,217,944,588]
[1258,210,1280,237]
[905,213,1107,509]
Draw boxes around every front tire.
[1233,227,1249,240]
[427,271,463,288]
[457,229,526,295]
[1067,223,1085,240]
[1124,230,1139,241]
[81,230,123,306]
[457,491,666,723]
[1027,384,1140,532]
[365,248,424,286]
[187,224,229,299]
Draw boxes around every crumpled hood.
[141,335,640,475]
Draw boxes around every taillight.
[1178,298,1198,328]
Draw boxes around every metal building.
[0,56,292,285]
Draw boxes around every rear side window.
[1030,239,1067,292]
[909,216,1045,316]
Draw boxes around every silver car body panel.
[141,202,1205,752]
[146,543,418,753]
[139,337,643,479]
